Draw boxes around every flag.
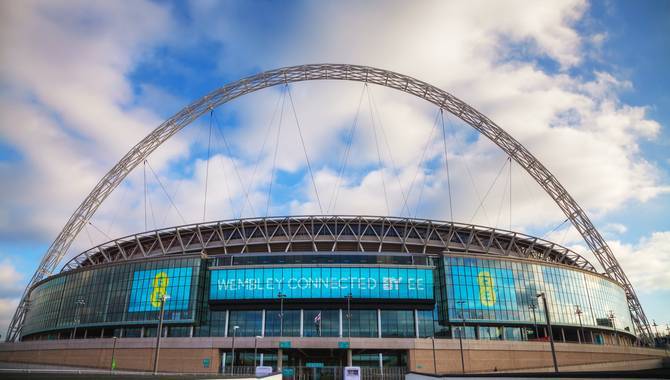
[314,312,322,336]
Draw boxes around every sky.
[0,0,669,338]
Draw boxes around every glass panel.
[264,309,300,337]
[380,310,415,338]
[228,310,262,337]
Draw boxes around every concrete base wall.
[0,337,667,374]
[407,339,668,374]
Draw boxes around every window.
[228,310,262,337]
[264,310,300,337]
[380,310,414,338]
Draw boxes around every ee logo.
[150,272,169,308]
[477,271,496,307]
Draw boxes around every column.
[377,309,382,338]
[224,310,229,337]
[261,310,266,337]
[347,349,353,366]
[300,309,304,337]
[277,348,283,370]
[414,310,420,338]
[339,309,343,338]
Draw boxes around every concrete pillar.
[261,310,266,337]
[300,309,304,337]
[347,349,353,366]
[339,309,343,338]
[414,310,420,338]
[224,310,229,337]
[377,309,382,338]
[277,348,283,370]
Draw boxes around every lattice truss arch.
[5,64,652,342]
[60,216,597,273]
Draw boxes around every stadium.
[1,65,666,376]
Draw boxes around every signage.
[306,362,324,368]
[344,366,361,380]
[338,341,350,349]
[210,266,433,300]
[202,358,210,368]
[128,267,193,312]
[279,341,291,348]
[255,366,273,376]
[282,368,295,376]
[450,265,516,310]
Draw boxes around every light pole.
[455,300,466,374]
[110,336,118,372]
[431,337,437,374]
[73,298,86,339]
[345,293,352,339]
[231,325,239,374]
[278,292,286,337]
[528,303,538,340]
[152,293,170,375]
[574,305,584,344]
[254,335,262,367]
[537,293,558,373]
[652,320,659,338]
[608,311,619,345]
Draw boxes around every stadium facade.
[4,216,662,375]
[2,65,665,375]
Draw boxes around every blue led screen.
[450,265,517,310]
[128,267,193,312]
[210,267,434,300]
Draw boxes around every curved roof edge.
[61,216,597,274]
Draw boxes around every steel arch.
[5,63,652,342]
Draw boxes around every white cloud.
[0,0,667,301]
[609,232,670,292]
[0,260,25,337]
[0,0,188,242]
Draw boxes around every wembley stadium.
[1,65,666,376]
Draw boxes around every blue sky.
[1,0,669,337]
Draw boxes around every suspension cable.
[105,182,129,235]
[401,108,440,217]
[509,156,512,230]
[495,157,511,229]
[286,85,323,214]
[366,85,390,214]
[469,157,509,224]
[328,83,367,213]
[87,220,113,241]
[145,160,187,224]
[210,111,258,217]
[202,110,214,222]
[266,87,287,216]
[83,224,95,247]
[143,160,148,231]
[542,218,570,239]
[440,110,455,222]
[147,178,158,229]
[238,88,285,217]
[160,180,183,226]
[367,86,410,213]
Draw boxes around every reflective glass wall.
[23,257,201,337]
[440,256,634,333]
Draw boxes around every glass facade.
[21,253,635,342]
[441,256,634,333]
[265,309,300,337]
[23,257,201,336]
